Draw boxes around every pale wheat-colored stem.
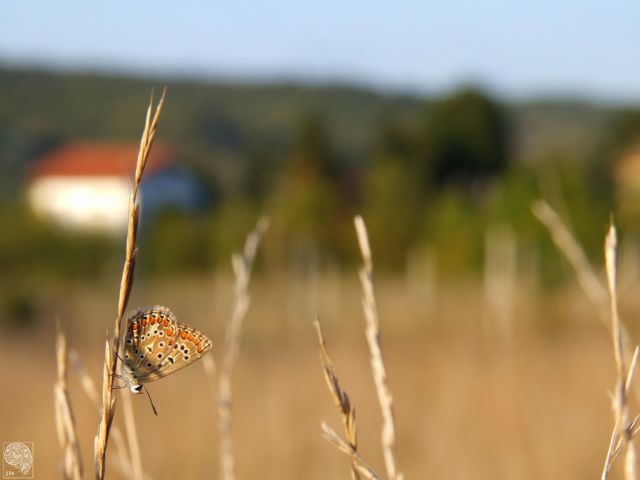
[54,327,83,480]
[531,200,608,321]
[122,392,144,480]
[70,350,153,479]
[602,224,638,480]
[216,218,268,480]
[314,318,362,480]
[354,215,403,480]
[321,422,380,480]
[94,89,166,479]
[610,350,640,470]
[532,201,640,479]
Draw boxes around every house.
[27,141,208,233]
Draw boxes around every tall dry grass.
[95,90,166,479]
[531,199,608,322]
[313,216,402,480]
[208,218,268,480]
[601,224,640,480]
[69,350,144,478]
[54,326,83,480]
[314,317,379,480]
[532,201,640,478]
[32,271,625,478]
[354,215,403,480]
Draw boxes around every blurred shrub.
[422,187,485,276]
[210,198,261,261]
[0,201,118,278]
[265,111,355,268]
[362,156,421,268]
[142,209,216,275]
[0,287,38,330]
[420,88,509,187]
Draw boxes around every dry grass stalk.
[354,215,403,480]
[121,391,144,480]
[321,423,380,480]
[532,200,640,400]
[54,326,83,480]
[217,218,269,480]
[70,351,153,479]
[602,224,639,480]
[483,224,517,345]
[314,317,379,480]
[532,203,640,477]
[531,200,608,321]
[202,355,217,396]
[94,89,166,479]
[531,200,640,472]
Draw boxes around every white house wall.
[28,176,131,233]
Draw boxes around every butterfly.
[117,306,212,410]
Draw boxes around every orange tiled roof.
[29,141,176,179]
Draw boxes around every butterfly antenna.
[143,386,159,416]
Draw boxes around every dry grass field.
[0,271,630,479]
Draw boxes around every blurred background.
[2,1,640,478]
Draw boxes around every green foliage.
[142,210,216,275]
[0,201,118,278]
[0,287,39,330]
[420,88,509,187]
[422,188,485,276]
[266,111,354,266]
[362,156,421,268]
[210,199,261,261]
[609,108,640,149]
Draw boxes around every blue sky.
[0,1,638,101]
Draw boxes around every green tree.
[420,88,509,188]
[268,111,352,266]
[609,108,640,149]
[362,157,421,268]
[361,117,422,268]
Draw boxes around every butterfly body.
[119,306,212,393]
